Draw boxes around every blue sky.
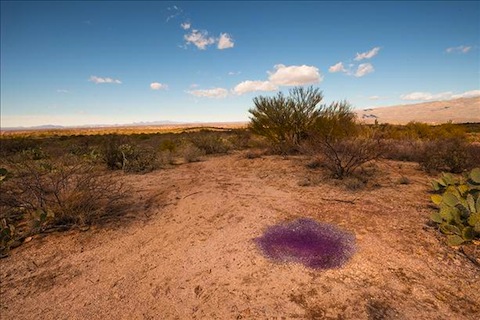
[1,1,479,127]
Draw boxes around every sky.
[1,1,479,127]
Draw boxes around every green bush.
[249,86,324,153]
[430,168,480,245]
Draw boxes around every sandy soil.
[1,152,479,319]
[356,97,480,124]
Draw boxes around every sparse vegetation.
[0,157,130,255]
[250,87,385,178]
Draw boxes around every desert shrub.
[20,147,48,160]
[430,168,480,246]
[419,138,472,173]
[0,157,130,254]
[249,86,324,153]
[102,135,128,170]
[0,137,40,157]
[318,136,385,179]
[181,144,205,163]
[158,150,175,166]
[305,104,385,179]
[189,132,231,154]
[434,122,467,140]
[159,139,178,152]
[467,143,480,168]
[228,129,252,150]
[310,100,358,140]
[122,145,158,173]
[403,121,435,140]
[382,139,421,162]
[375,122,467,141]
[101,136,158,173]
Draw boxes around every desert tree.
[248,86,324,152]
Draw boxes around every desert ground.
[356,97,480,125]
[1,151,479,319]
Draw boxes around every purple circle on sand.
[254,218,356,269]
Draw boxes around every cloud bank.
[400,89,480,101]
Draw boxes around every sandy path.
[1,153,479,319]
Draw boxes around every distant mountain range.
[2,97,479,131]
[2,120,181,131]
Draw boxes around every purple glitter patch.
[254,218,356,269]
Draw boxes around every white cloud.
[268,64,322,86]
[57,89,69,93]
[228,71,241,76]
[189,83,199,88]
[446,45,472,54]
[233,80,278,95]
[181,22,191,30]
[407,91,453,101]
[187,87,228,98]
[354,47,381,61]
[400,89,480,101]
[218,33,234,50]
[184,29,215,50]
[150,82,168,90]
[328,62,346,73]
[354,63,374,77]
[369,95,380,100]
[452,90,480,99]
[89,76,122,84]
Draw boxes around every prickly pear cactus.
[430,168,480,246]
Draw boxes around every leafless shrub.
[307,132,386,179]
[382,139,423,162]
[418,138,473,173]
[0,157,131,235]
